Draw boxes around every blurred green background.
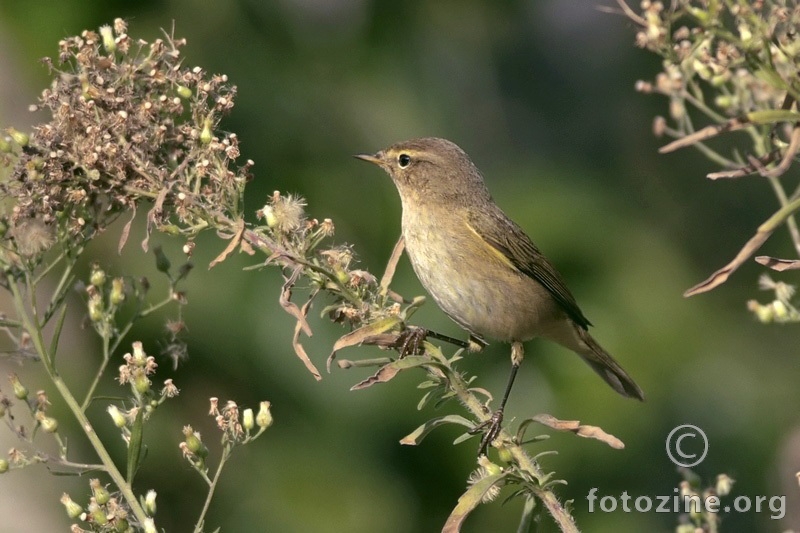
[0,1,798,532]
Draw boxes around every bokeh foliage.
[0,1,798,532]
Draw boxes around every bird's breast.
[400,206,563,342]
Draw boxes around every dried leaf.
[327,316,402,372]
[659,117,749,154]
[684,195,800,296]
[292,293,321,380]
[531,414,625,450]
[400,415,474,446]
[277,267,320,378]
[755,256,800,271]
[209,218,245,269]
[118,203,136,254]
[574,426,625,449]
[279,267,313,337]
[240,238,255,256]
[442,473,507,533]
[142,187,170,252]
[707,151,779,180]
[758,124,800,178]
[350,355,428,390]
[380,235,405,295]
[533,414,579,431]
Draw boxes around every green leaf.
[452,431,476,445]
[516,496,537,533]
[746,109,800,124]
[127,407,144,483]
[417,390,435,411]
[442,473,507,533]
[400,414,474,445]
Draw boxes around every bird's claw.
[471,409,504,456]
[394,326,428,357]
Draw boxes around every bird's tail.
[574,327,645,401]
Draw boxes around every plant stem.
[193,446,231,533]
[439,355,579,533]
[81,334,111,412]
[9,279,150,525]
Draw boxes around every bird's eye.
[398,153,411,168]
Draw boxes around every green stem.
[81,334,111,412]
[765,175,800,256]
[9,280,149,525]
[193,445,231,533]
[82,295,174,411]
[439,356,579,533]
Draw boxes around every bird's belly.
[402,221,562,342]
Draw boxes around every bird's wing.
[466,209,592,329]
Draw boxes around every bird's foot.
[471,409,504,456]
[394,326,428,357]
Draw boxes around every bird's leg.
[395,326,428,357]
[393,327,470,357]
[473,341,524,456]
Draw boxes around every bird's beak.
[354,152,383,166]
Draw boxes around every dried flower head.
[258,191,307,234]
[0,21,246,265]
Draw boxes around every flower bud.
[36,411,58,433]
[131,341,147,366]
[772,300,789,320]
[110,278,125,305]
[715,474,734,497]
[256,401,273,429]
[200,118,213,145]
[133,371,151,395]
[477,455,503,476]
[714,94,736,109]
[90,479,111,505]
[176,85,193,99]
[243,408,255,431]
[107,405,127,428]
[335,268,350,285]
[0,136,10,153]
[61,493,83,519]
[652,116,666,137]
[262,205,278,228]
[153,245,171,274]
[143,518,157,533]
[88,293,104,322]
[144,490,157,516]
[159,224,181,236]
[0,459,8,473]
[496,444,513,464]
[182,426,208,458]
[9,374,28,400]
[669,98,685,120]
[90,264,106,287]
[747,300,774,323]
[89,500,108,525]
[114,517,130,532]
[7,128,29,147]
[100,25,116,54]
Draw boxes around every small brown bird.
[356,137,643,450]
